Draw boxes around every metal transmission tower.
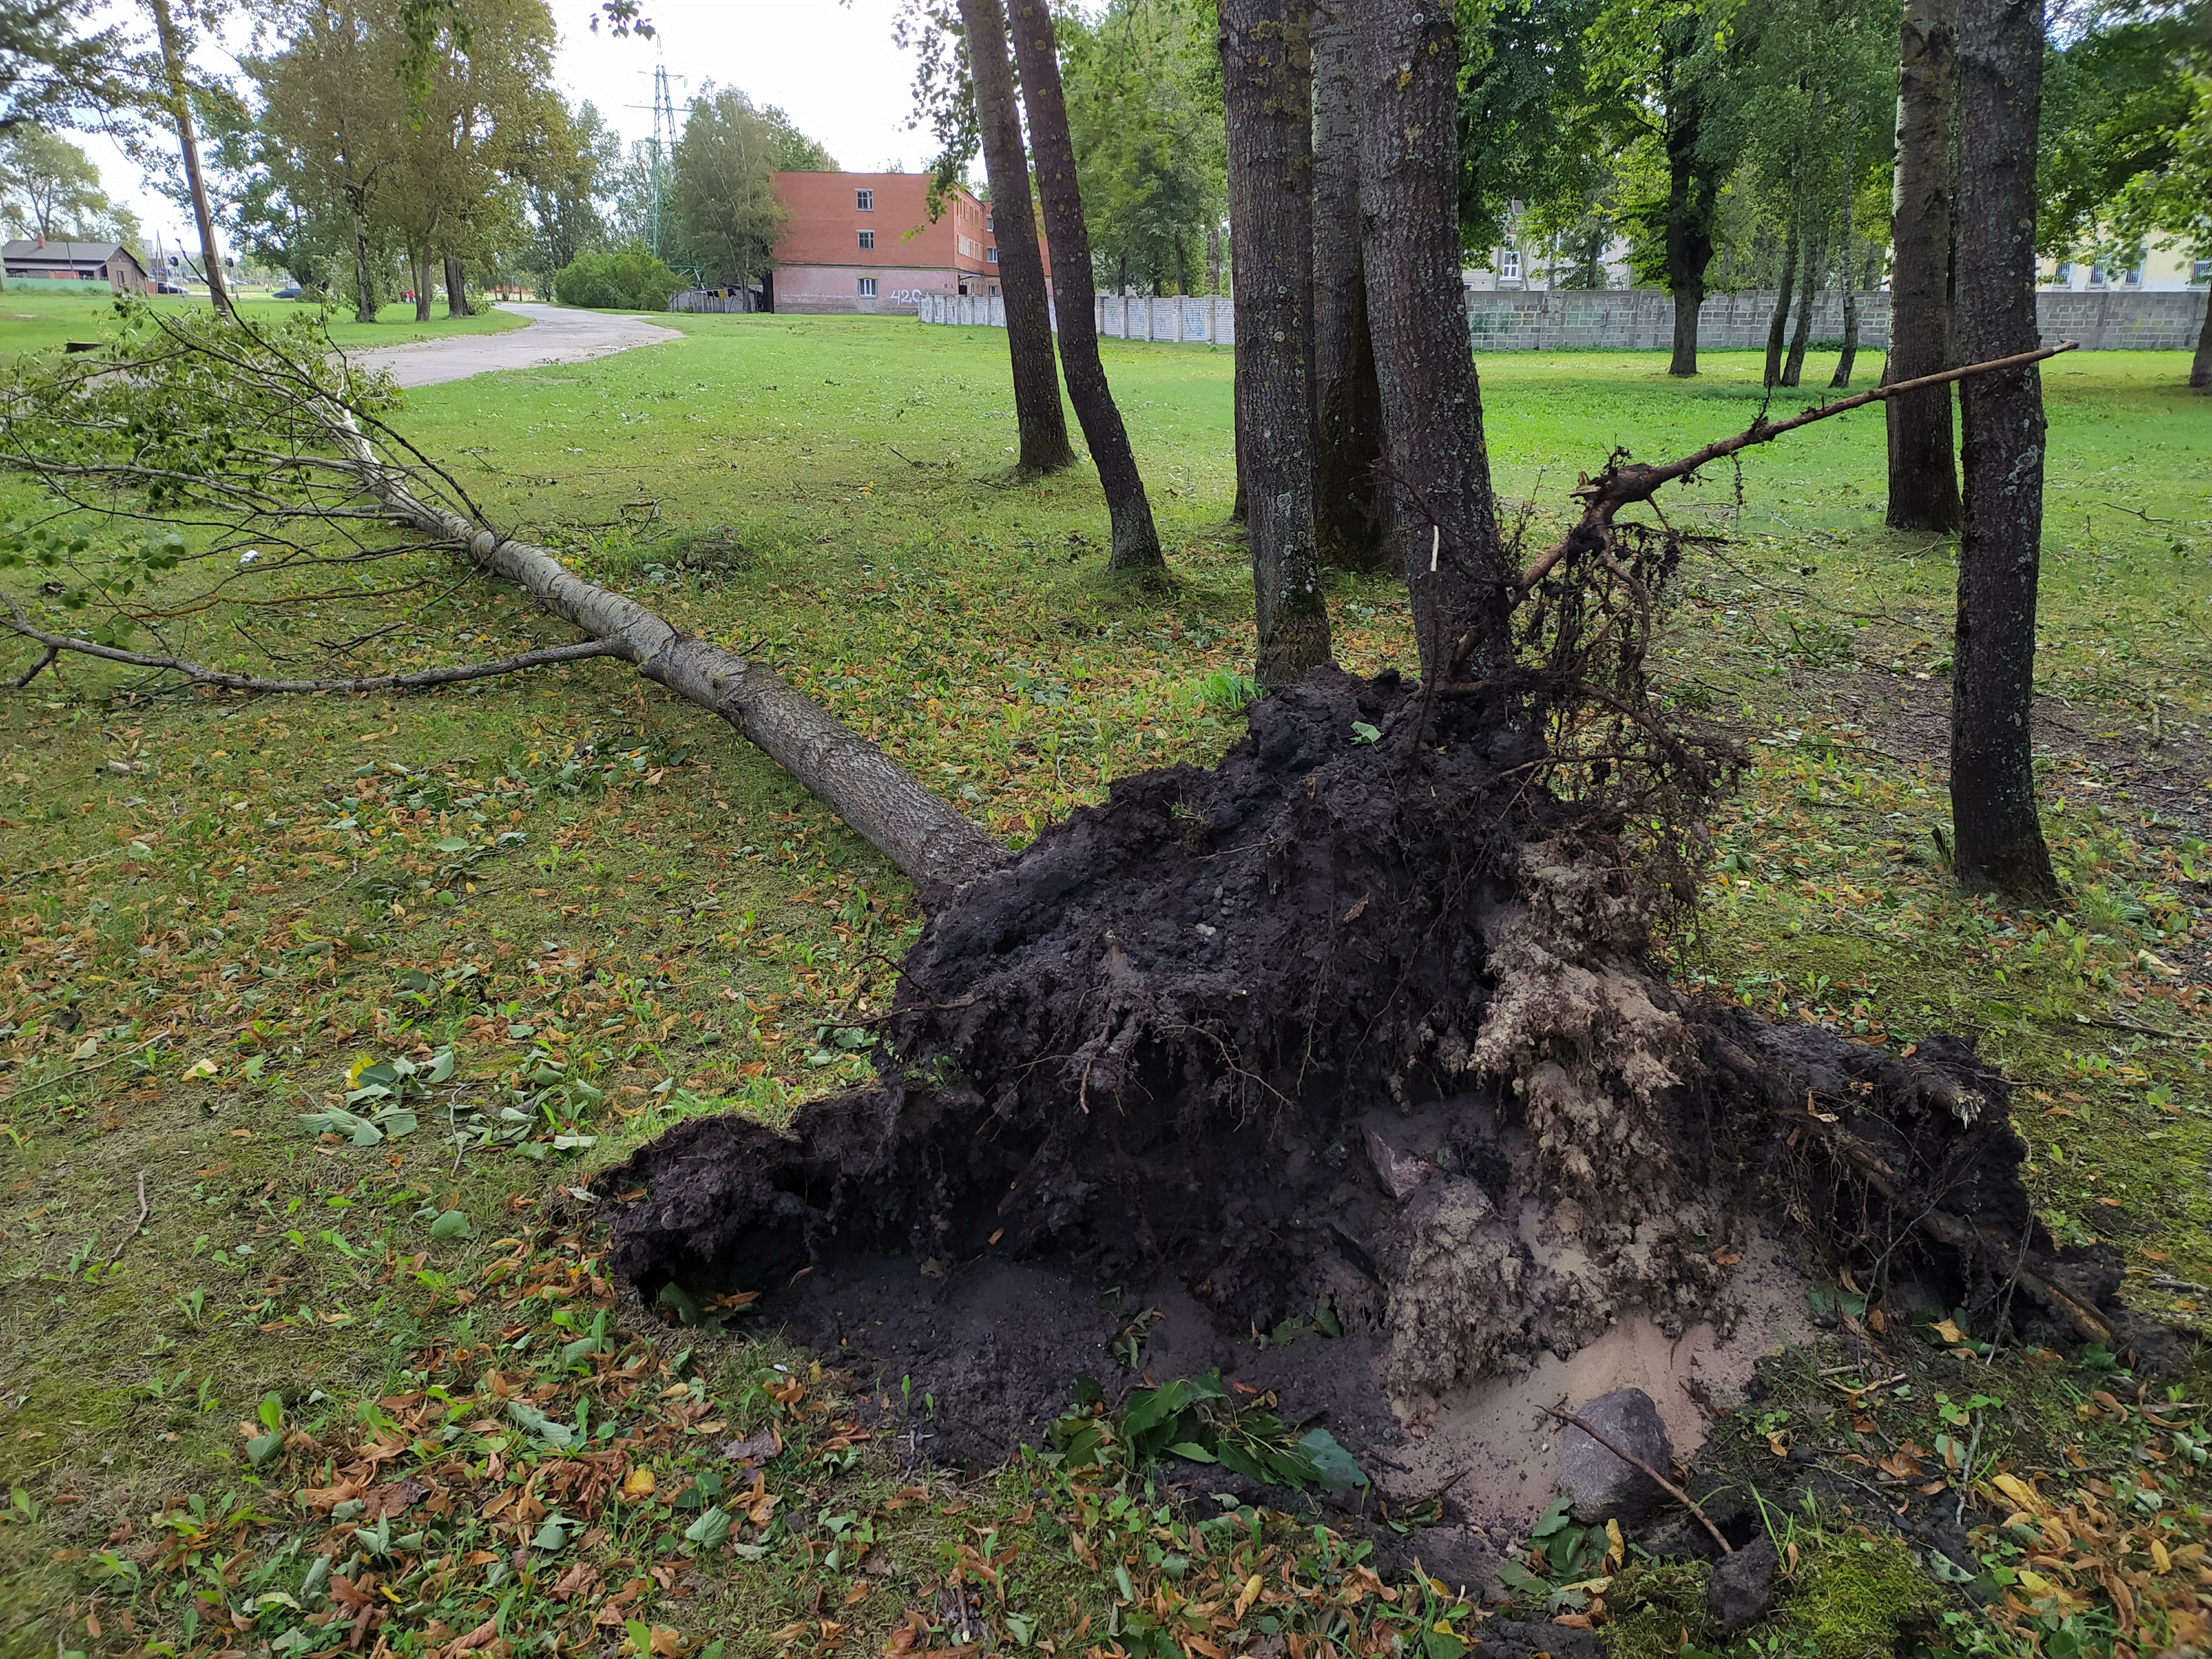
[648,61,681,260]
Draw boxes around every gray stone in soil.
[1555,1386,1673,1525]
[1707,1534,1780,1633]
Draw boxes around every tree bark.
[148,0,232,320]
[1831,102,1863,389]
[1951,0,2056,900]
[349,200,377,325]
[326,417,1011,896]
[1310,0,1385,572]
[1764,214,1799,388]
[1207,221,1223,294]
[960,0,1076,477]
[1885,0,1962,531]
[444,254,471,317]
[1221,0,1332,688]
[2191,290,2211,391]
[1782,208,1828,386]
[1008,0,1166,572]
[1356,0,1509,678]
[1661,20,1718,380]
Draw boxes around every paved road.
[346,302,678,387]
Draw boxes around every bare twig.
[104,1171,150,1268]
[2,1032,166,1100]
[0,604,623,694]
[1537,1402,1733,1555]
[10,643,56,688]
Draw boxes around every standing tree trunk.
[1009,0,1166,572]
[1831,102,1864,388]
[1221,0,1332,687]
[411,249,433,322]
[1207,221,1223,294]
[1951,0,2056,900]
[959,0,1076,477]
[1310,0,1385,572]
[1764,212,1800,387]
[1782,209,1828,386]
[2191,290,2211,391]
[147,0,232,320]
[1356,0,1510,678]
[347,200,377,325]
[444,254,471,317]
[1886,0,1963,530]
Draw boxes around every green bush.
[552,243,679,312]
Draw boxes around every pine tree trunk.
[444,255,471,318]
[1885,0,1963,530]
[1356,0,1510,678]
[1782,212,1828,386]
[1764,214,1800,388]
[1951,0,2056,900]
[959,0,1076,476]
[148,0,232,319]
[1008,0,1166,572]
[1310,0,1384,571]
[1221,0,1333,687]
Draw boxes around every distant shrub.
[552,244,680,312]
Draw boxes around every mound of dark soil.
[598,668,2170,1502]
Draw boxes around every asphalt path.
[344,301,678,387]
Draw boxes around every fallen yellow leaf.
[621,1466,656,1499]
[1234,1572,1263,1620]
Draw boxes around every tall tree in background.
[1950,0,2054,900]
[1,0,124,129]
[0,123,106,236]
[1884,0,1961,530]
[1219,0,1330,686]
[1357,0,1507,677]
[524,96,618,281]
[257,0,406,321]
[1592,0,1745,376]
[1309,0,1382,569]
[671,85,790,290]
[958,0,1073,475]
[1008,0,1164,573]
[147,0,232,314]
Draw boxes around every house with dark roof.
[2,238,153,293]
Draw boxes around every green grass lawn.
[0,284,530,358]
[1,315,2207,1656]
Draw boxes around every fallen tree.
[0,251,2167,1521]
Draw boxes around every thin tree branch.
[2,605,623,693]
[1510,341,2080,599]
[1536,1402,1734,1556]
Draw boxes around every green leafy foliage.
[553,242,682,310]
[1048,1371,1368,1495]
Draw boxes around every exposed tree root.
[601,668,2177,1462]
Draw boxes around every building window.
[985,208,995,232]
[858,276,877,298]
[986,245,998,263]
[2054,261,2072,284]
[1499,247,1521,281]
[858,229,875,251]
[856,188,874,212]
[2124,264,2142,286]
[2193,258,2211,282]
[2089,264,2107,286]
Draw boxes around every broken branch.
[1510,341,2080,598]
[1,609,624,694]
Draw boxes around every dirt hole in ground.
[598,669,2173,1564]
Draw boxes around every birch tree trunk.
[1782,209,1828,386]
[148,0,233,320]
[1952,0,2056,899]
[1221,0,1332,687]
[1008,0,1166,572]
[1356,0,1511,678]
[959,0,1076,477]
[1885,0,1963,530]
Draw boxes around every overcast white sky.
[76,0,936,261]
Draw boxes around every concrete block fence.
[917,285,2206,352]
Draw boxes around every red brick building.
[768,172,1042,315]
